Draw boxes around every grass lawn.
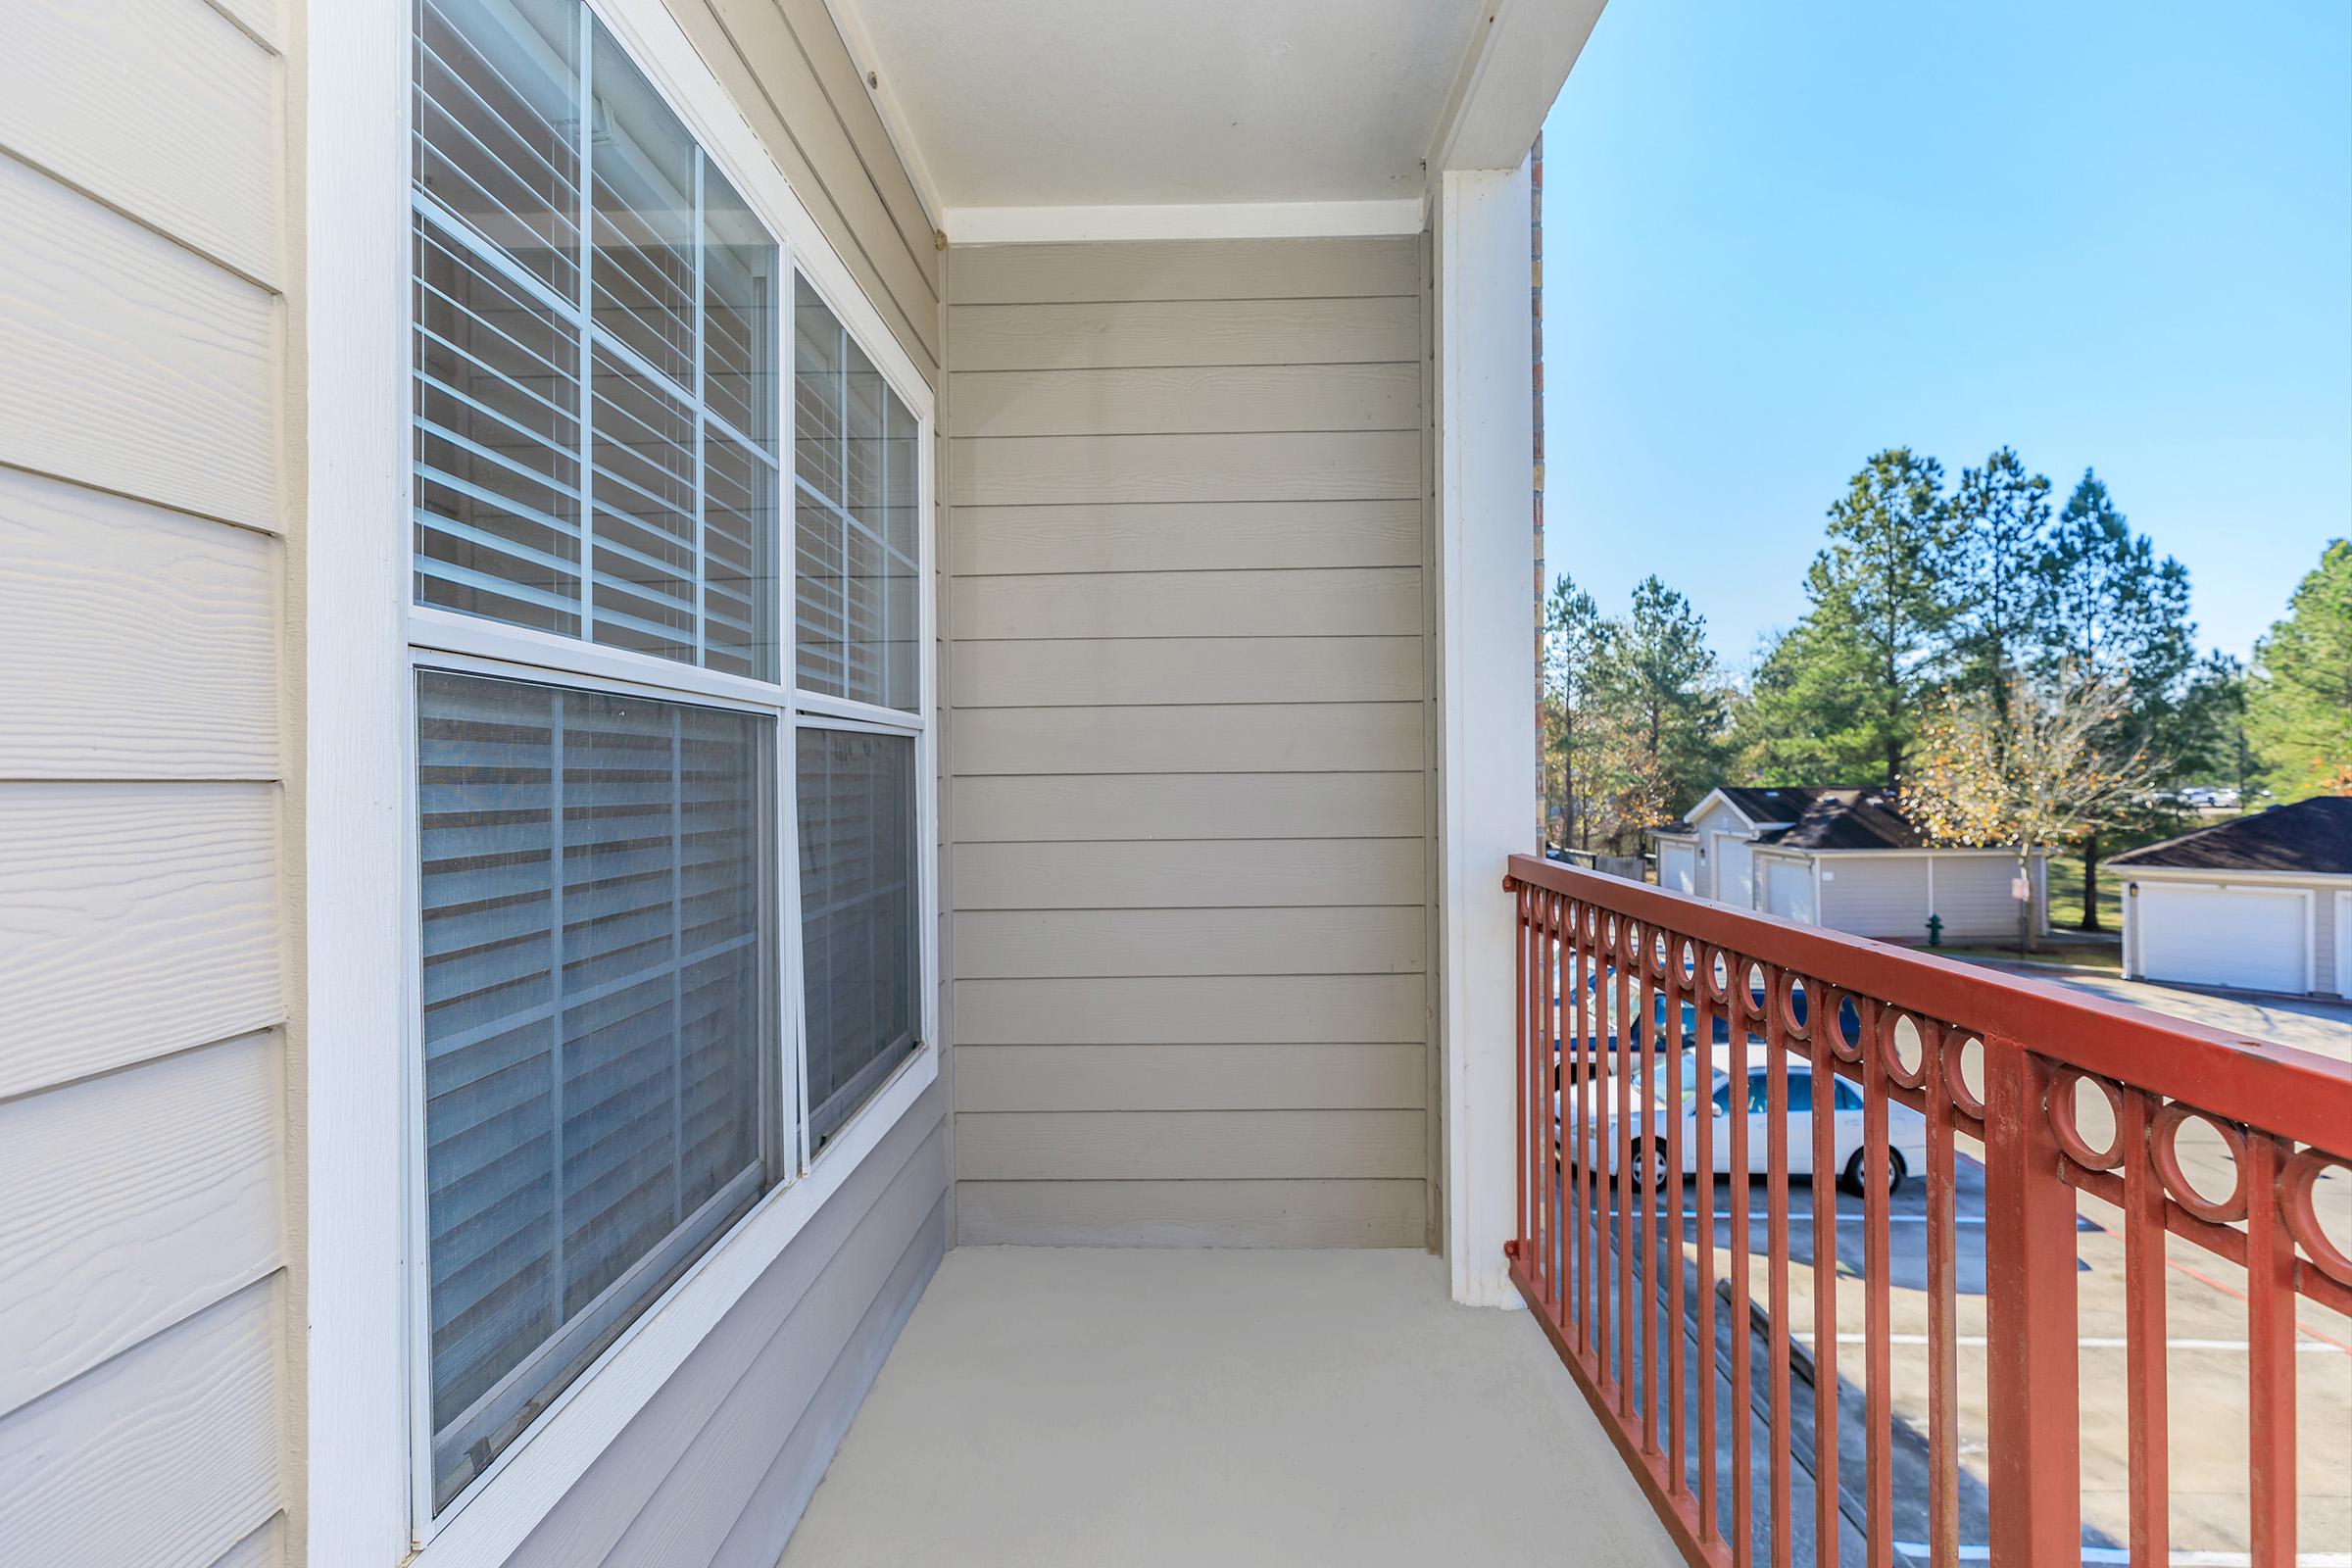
[1936,942,2123,976]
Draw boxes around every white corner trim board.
[944,198,1427,246]
[1434,163,1537,1309]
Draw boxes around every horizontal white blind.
[793,278,919,710]
[797,728,918,1147]
[412,0,781,679]
[417,669,771,1508]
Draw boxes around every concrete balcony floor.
[778,1246,1684,1567]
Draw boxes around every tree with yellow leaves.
[1901,663,2160,953]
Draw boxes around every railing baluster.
[1571,915,1588,1355]
[1926,1029,1961,1568]
[1668,948,1689,1503]
[1809,1002,1838,1568]
[1618,931,1636,1414]
[1642,929,1660,1457]
[2121,1085,2168,1568]
[1695,959,1719,1548]
[1863,1008,1893,1568]
[1516,884,1531,1286]
[2245,1132,2296,1568]
[1765,972,1792,1568]
[1730,957,1752,1568]
[1982,1038,2081,1567]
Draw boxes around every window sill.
[409,1044,938,1568]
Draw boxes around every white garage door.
[1660,841,1696,896]
[1764,859,1815,924]
[2137,884,2309,994]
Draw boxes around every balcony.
[773,860,2349,1568]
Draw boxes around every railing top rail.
[1506,853,2352,1155]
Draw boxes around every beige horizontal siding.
[953,772,1426,843]
[0,469,280,779]
[956,975,1429,1046]
[956,1110,1428,1181]
[0,1278,282,1568]
[954,566,1423,640]
[949,296,1419,371]
[0,0,282,286]
[947,236,1420,305]
[0,1031,280,1418]
[956,1044,1428,1111]
[0,781,282,1101]
[0,8,293,1556]
[954,907,1427,978]
[950,430,1422,507]
[945,235,1429,1243]
[955,840,1425,910]
[950,363,1421,437]
[0,154,278,530]
[951,499,1424,575]
[955,703,1424,775]
[952,636,1425,708]
[957,1179,1427,1248]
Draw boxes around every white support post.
[1434,163,1539,1308]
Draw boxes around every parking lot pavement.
[1973,962,2352,1061]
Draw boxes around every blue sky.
[1541,0,2352,671]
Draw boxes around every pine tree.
[2030,470,2196,925]
[1948,447,2053,696]
[1809,448,1962,787]
[2246,539,2352,800]
[1593,577,1728,849]
[1543,573,1613,850]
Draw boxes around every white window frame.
[306,1,938,1563]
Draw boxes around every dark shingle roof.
[2108,797,2352,876]
[1712,786,1924,851]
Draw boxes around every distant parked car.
[1564,1045,1928,1196]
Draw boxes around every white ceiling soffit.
[830,0,1502,241]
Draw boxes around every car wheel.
[1839,1147,1909,1197]
[1632,1137,1671,1192]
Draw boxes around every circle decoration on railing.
[1778,972,1811,1042]
[2280,1147,2352,1289]
[1831,995,1867,1064]
[1878,1008,1931,1091]
[1705,947,1734,1004]
[1940,1029,1985,1120]
[1740,961,1768,1023]
[2150,1103,2250,1223]
[1649,928,1670,978]
[2048,1069,2127,1171]
[1678,938,1698,985]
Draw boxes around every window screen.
[797,728,919,1147]
[413,0,779,679]
[794,277,919,710]
[416,669,771,1508]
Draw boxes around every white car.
[1562,1045,1928,1196]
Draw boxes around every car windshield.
[1631,1054,1720,1110]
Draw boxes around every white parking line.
[1795,1332,2342,1354]
[1897,1544,2349,1567]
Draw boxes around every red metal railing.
[1503,856,2352,1568]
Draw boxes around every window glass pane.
[414,223,583,632]
[702,157,776,448]
[588,345,697,662]
[797,727,919,1148]
[414,0,580,295]
[417,669,772,1510]
[414,0,779,677]
[793,276,920,710]
[588,20,695,386]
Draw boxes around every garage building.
[1652,786,2047,944]
[2112,796,2352,998]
